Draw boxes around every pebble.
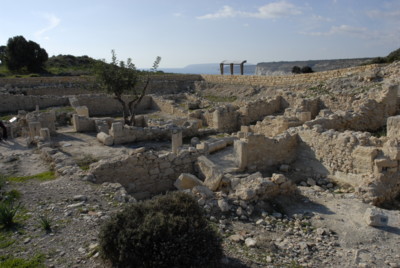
[245,237,257,247]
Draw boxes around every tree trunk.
[127,77,151,126]
[115,97,130,125]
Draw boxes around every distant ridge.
[160,63,257,75]
[256,58,373,75]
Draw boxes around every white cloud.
[366,9,400,21]
[197,1,302,20]
[300,24,370,38]
[197,5,237,19]
[34,14,61,40]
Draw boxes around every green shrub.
[0,254,45,267]
[38,214,52,232]
[99,192,222,268]
[0,201,20,229]
[3,189,21,203]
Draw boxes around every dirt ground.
[0,132,399,267]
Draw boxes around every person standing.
[0,120,7,141]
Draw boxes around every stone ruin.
[1,61,400,208]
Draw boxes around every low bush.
[0,201,20,229]
[99,192,222,268]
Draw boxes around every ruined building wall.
[234,132,298,171]
[0,94,69,113]
[242,116,302,138]
[151,96,188,117]
[72,94,153,116]
[295,125,400,205]
[239,96,282,125]
[304,84,398,132]
[90,149,201,199]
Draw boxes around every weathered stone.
[192,185,214,199]
[271,173,287,185]
[245,238,257,247]
[196,156,224,191]
[364,208,388,227]
[97,132,114,146]
[174,173,203,190]
[217,198,231,212]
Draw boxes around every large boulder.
[196,156,224,191]
[174,173,204,190]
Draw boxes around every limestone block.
[97,132,114,146]
[75,106,89,117]
[192,185,214,199]
[174,173,204,190]
[28,121,41,138]
[374,158,398,173]
[387,115,400,138]
[298,111,311,123]
[196,156,224,191]
[171,129,183,154]
[217,198,230,212]
[207,140,227,153]
[39,128,51,142]
[364,208,388,227]
[111,122,123,135]
[271,173,287,185]
[383,139,400,160]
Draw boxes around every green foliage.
[387,47,400,63]
[371,126,387,138]
[0,174,5,190]
[0,254,46,268]
[4,36,48,73]
[38,214,52,232]
[75,154,98,171]
[6,171,56,183]
[292,66,301,74]
[204,95,237,102]
[3,190,22,203]
[301,66,313,73]
[46,54,102,76]
[366,47,400,65]
[0,201,21,229]
[99,191,223,268]
[95,50,161,125]
[0,233,15,249]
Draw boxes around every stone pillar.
[72,114,80,132]
[28,122,41,138]
[171,129,182,154]
[40,128,51,142]
[35,105,40,112]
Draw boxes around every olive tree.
[96,50,161,125]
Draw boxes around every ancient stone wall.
[109,121,199,145]
[200,64,380,87]
[242,116,302,137]
[239,96,282,125]
[304,84,398,132]
[234,132,298,171]
[72,94,153,116]
[151,96,188,117]
[294,125,400,205]
[90,149,201,199]
[0,93,69,113]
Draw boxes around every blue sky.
[1,0,399,68]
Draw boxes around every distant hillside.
[256,58,372,76]
[161,63,257,75]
